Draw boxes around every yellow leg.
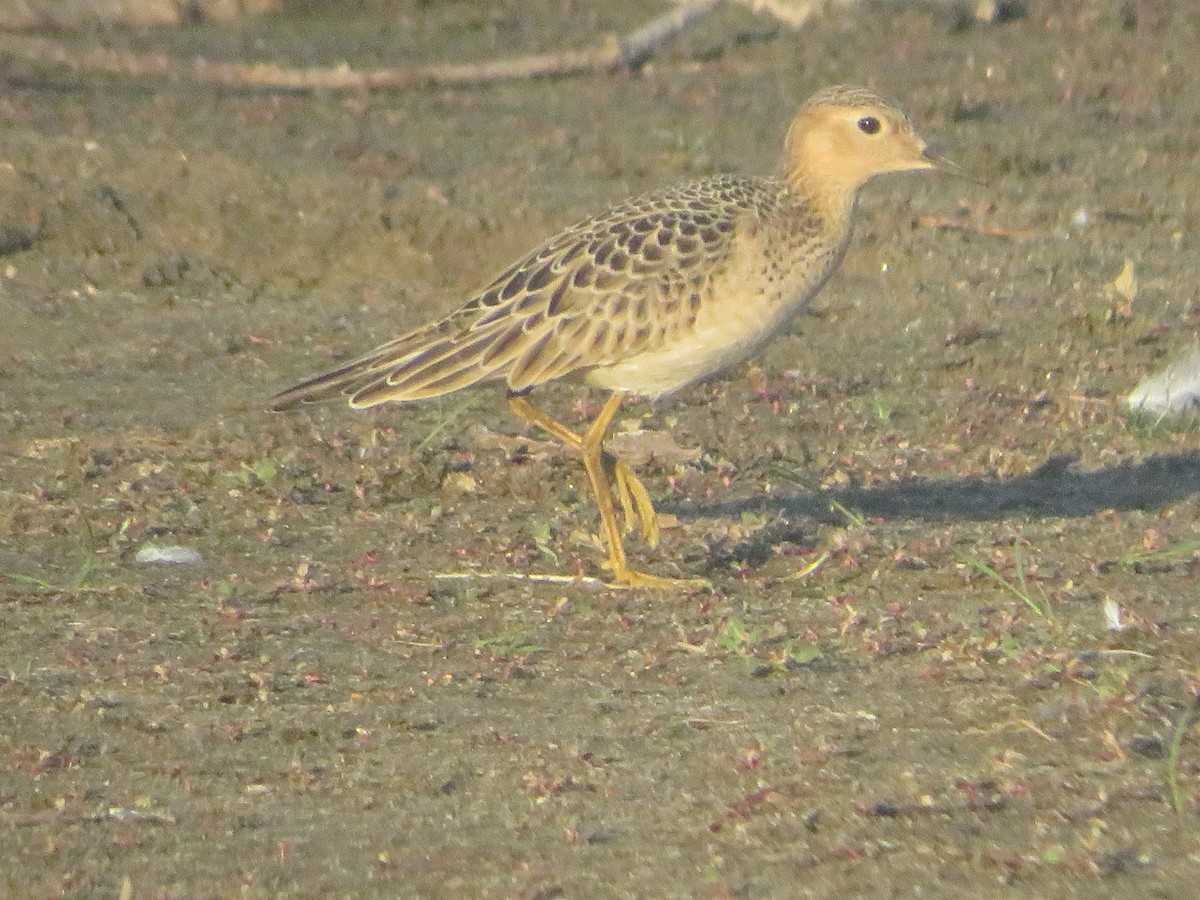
[507,395,658,545]
[608,451,660,547]
[507,393,705,589]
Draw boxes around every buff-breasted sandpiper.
[272,85,961,588]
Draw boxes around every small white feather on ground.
[1126,346,1200,419]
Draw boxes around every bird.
[271,85,962,589]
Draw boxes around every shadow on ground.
[676,450,1200,525]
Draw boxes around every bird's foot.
[609,458,660,547]
[602,561,710,591]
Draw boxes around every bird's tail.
[269,311,523,411]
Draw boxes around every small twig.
[1019,719,1058,743]
[617,0,721,69]
[0,1,721,92]
[918,215,1038,242]
[434,570,606,586]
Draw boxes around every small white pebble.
[1103,597,1124,632]
[135,545,203,565]
[1071,207,1091,229]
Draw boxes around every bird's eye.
[857,115,882,135]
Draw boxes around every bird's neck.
[792,166,859,229]
[783,171,858,237]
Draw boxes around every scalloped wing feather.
[270,175,779,410]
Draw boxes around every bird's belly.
[584,224,842,399]
[585,285,804,399]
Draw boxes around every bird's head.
[784,86,963,216]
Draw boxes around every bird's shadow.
[663,451,1200,560]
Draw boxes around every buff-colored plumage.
[272,86,959,587]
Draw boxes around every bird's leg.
[606,450,660,548]
[506,394,658,545]
[577,394,707,588]
[507,393,703,589]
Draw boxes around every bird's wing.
[270,176,775,410]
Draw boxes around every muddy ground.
[2,1,1199,897]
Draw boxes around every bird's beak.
[921,147,983,184]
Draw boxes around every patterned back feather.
[269,175,782,410]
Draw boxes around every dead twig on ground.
[0,1,728,92]
[918,215,1038,242]
[0,1,866,92]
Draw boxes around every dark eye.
[857,115,881,135]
